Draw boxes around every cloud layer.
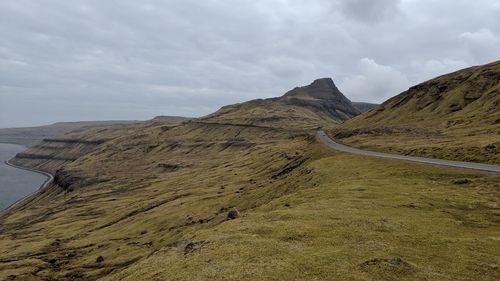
[0,0,499,127]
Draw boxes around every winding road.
[318,130,500,173]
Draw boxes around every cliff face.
[281,78,361,121]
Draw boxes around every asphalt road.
[318,130,500,173]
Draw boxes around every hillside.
[334,60,500,164]
[0,121,142,146]
[352,102,378,113]
[1,77,499,281]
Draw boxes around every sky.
[0,0,499,128]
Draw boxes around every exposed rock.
[334,127,434,139]
[272,157,308,180]
[157,163,183,172]
[96,256,104,263]
[453,178,470,185]
[43,138,106,145]
[360,257,409,269]
[184,240,205,255]
[48,258,58,268]
[14,152,77,161]
[54,169,109,191]
[484,144,497,152]
[281,78,361,121]
[387,257,403,265]
[227,208,240,220]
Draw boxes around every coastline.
[1,159,54,213]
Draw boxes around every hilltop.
[334,60,500,163]
[204,78,360,129]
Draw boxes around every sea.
[0,143,46,210]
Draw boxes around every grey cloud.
[339,0,401,23]
[339,58,409,103]
[0,0,499,127]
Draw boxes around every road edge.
[317,130,500,174]
[1,160,54,213]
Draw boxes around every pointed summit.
[282,77,346,100]
[203,77,361,129]
[310,77,336,89]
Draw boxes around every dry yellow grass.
[1,122,498,280]
[102,141,500,281]
[1,68,499,280]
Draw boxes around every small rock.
[48,258,59,268]
[96,256,104,263]
[387,257,402,265]
[184,240,205,255]
[453,178,470,185]
[227,208,240,220]
[485,144,496,151]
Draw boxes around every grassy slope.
[104,143,500,281]
[0,121,316,280]
[1,122,499,281]
[0,77,499,280]
[0,120,146,146]
[204,99,340,130]
[335,60,500,164]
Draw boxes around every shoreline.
[1,159,54,213]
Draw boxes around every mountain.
[335,60,500,163]
[204,78,360,129]
[1,76,498,281]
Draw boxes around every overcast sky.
[0,0,499,127]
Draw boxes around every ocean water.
[0,143,47,210]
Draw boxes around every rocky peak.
[309,77,337,90]
[280,77,361,121]
[282,77,346,101]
